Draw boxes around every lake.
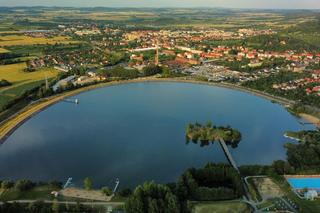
[0,82,312,188]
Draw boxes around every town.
[23,25,320,95]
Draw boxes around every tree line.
[125,163,244,213]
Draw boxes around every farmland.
[0,35,77,46]
[0,63,59,109]
[0,48,9,53]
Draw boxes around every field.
[192,201,252,213]
[0,35,77,46]
[254,177,284,199]
[0,48,9,53]
[0,63,59,109]
[0,8,315,31]
[0,185,59,201]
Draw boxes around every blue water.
[287,178,320,190]
[0,82,312,188]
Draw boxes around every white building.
[304,190,318,200]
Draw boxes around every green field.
[192,201,252,213]
[0,63,59,109]
[0,185,58,201]
[0,35,77,46]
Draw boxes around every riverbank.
[299,113,320,127]
[0,77,316,143]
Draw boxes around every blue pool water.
[287,178,320,190]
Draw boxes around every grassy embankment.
[246,178,262,203]
[191,201,251,213]
[0,185,59,201]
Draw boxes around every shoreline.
[298,113,320,127]
[0,77,315,143]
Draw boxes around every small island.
[186,121,242,148]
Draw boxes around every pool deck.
[285,175,320,179]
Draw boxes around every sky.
[0,0,319,9]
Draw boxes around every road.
[0,200,124,206]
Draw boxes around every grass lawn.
[192,201,252,213]
[0,35,77,46]
[0,63,59,109]
[0,185,58,201]
[256,199,274,209]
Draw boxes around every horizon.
[1,6,320,11]
[0,0,319,10]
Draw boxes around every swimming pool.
[287,177,320,191]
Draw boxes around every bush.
[14,180,35,191]
[118,188,132,197]
[0,79,11,87]
[142,65,163,76]
[1,180,14,189]
[125,182,180,213]
[101,187,113,196]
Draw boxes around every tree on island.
[186,121,242,148]
[84,177,93,190]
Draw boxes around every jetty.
[219,138,239,173]
[219,138,251,201]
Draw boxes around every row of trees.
[284,130,320,172]
[125,182,180,213]
[0,200,108,213]
[0,180,62,192]
[97,64,167,80]
[176,163,244,201]
[125,163,244,213]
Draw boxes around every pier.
[219,138,240,173]
[219,138,251,201]
[62,98,79,104]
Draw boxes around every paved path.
[0,200,124,206]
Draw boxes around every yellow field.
[0,48,9,53]
[0,35,77,46]
[42,11,158,21]
[0,63,58,87]
[0,63,59,108]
